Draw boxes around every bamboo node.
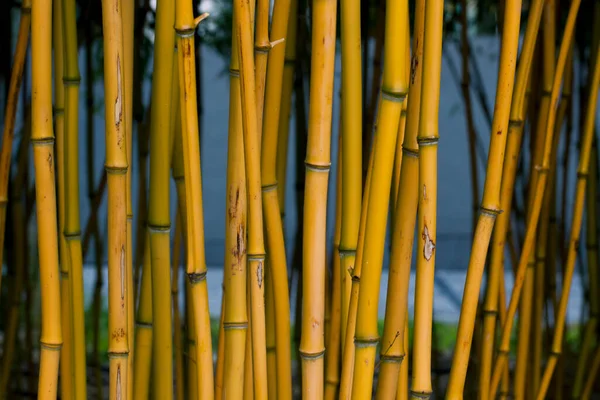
[63,76,81,86]
[39,342,62,351]
[223,322,248,330]
[378,354,405,363]
[64,231,81,239]
[482,309,498,316]
[508,119,524,128]
[229,68,240,77]
[147,223,171,233]
[527,261,535,268]
[261,182,278,192]
[576,171,589,180]
[338,247,357,256]
[135,321,152,329]
[417,137,439,146]
[409,390,433,398]
[53,106,65,116]
[60,271,70,279]
[175,27,196,38]
[107,351,129,359]
[402,147,419,158]
[480,206,501,216]
[298,349,325,360]
[305,161,331,172]
[105,165,128,175]
[354,337,379,348]
[187,271,207,284]
[381,89,407,103]
[30,137,55,146]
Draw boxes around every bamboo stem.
[32,0,63,395]
[174,1,214,396]
[411,0,444,396]
[489,0,583,395]
[62,0,87,394]
[100,0,130,393]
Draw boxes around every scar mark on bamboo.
[120,245,125,302]
[112,327,126,342]
[257,261,263,289]
[47,153,53,171]
[228,188,240,220]
[497,130,502,135]
[232,223,246,272]
[410,43,419,84]
[423,184,427,201]
[115,55,123,132]
[422,225,435,261]
[116,365,122,399]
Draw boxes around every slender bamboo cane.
[460,0,479,234]
[172,211,185,400]
[488,0,583,395]
[350,0,408,392]
[0,117,30,398]
[62,0,87,394]
[185,282,198,400]
[265,270,277,399]
[0,0,30,301]
[123,0,135,396]
[230,0,270,394]
[100,0,130,394]
[376,9,418,398]
[254,0,269,136]
[535,40,600,400]
[581,343,600,399]
[338,130,375,400]
[296,0,338,392]
[324,137,343,399]
[32,0,63,395]
[339,0,363,351]
[148,0,175,393]
[530,4,556,394]
[477,0,544,394]
[275,0,298,222]
[259,0,295,390]
[411,0,445,397]
[174,3,214,396]
[215,295,226,400]
[52,0,73,397]
[223,18,248,397]
[133,232,152,399]
[446,0,522,394]
[572,140,599,398]
[243,279,254,400]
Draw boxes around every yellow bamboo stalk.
[123,0,135,395]
[324,137,343,399]
[254,0,269,135]
[172,212,185,400]
[339,0,363,352]
[61,0,87,394]
[376,8,418,399]
[535,39,600,400]
[411,0,445,396]
[351,0,408,393]
[32,0,63,395]
[100,0,130,394]
[215,293,226,400]
[174,2,214,396]
[338,128,375,400]
[488,0,583,395]
[446,0,522,392]
[231,0,270,394]
[0,0,30,302]
[297,0,337,392]
[259,0,296,393]
[133,234,152,399]
[222,16,248,397]
[148,0,175,393]
[52,0,73,396]
[572,140,599,398]
[275,0,297,220]
[478,0,543,392]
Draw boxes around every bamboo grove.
[2,0,600,397]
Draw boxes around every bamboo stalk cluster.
[2,0,600,398]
